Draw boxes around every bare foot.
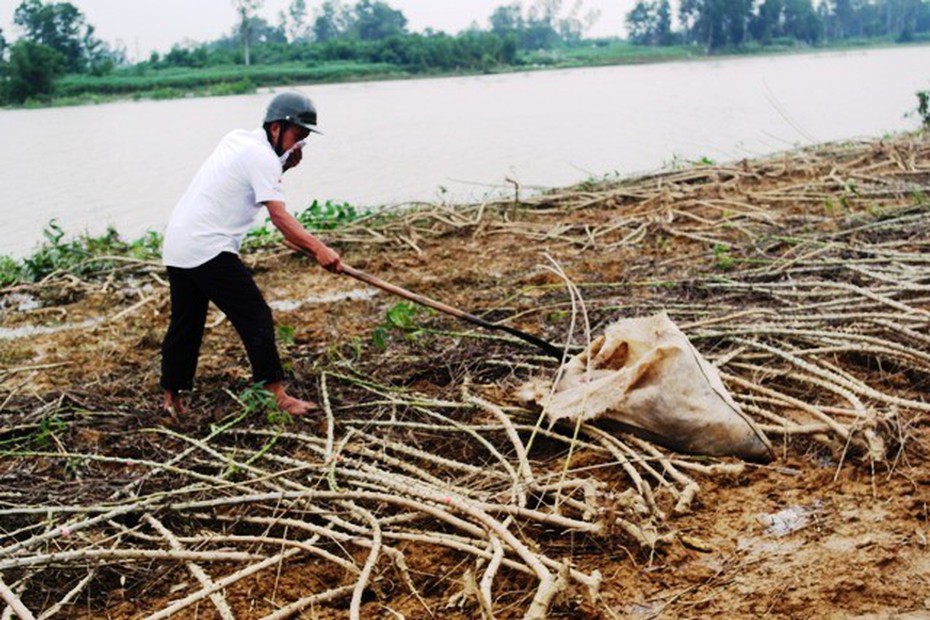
[266,381,319,416]
[275,394,320,416]
[162,390,186,416]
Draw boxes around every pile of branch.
[0,369,735,618]
[1,134,928,618]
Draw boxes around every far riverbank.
[7,37,930,110]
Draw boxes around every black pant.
[160,252,284,392]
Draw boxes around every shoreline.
[5,38,930,110]
[1,130,924,281]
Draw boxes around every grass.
[1,199,367,287]
[525,40,699,67]
[0,220,163,287]
[54,62,404,99]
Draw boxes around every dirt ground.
[1,135,929,618]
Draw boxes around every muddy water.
[1,45,927,258]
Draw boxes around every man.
[160,91,341,416]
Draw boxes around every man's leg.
[188,253,317,414]
[160,267,210,413]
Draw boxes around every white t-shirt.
[162,128,285,268]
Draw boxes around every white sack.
[521,311,773,462]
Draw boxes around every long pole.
[283,242,564,360]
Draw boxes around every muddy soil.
[1,135,929,618]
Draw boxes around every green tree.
[287,0,309,41]
[6,39,64,103]
[0,29,8,105]
[313,0,353,41]
[824,0,856,37]
[490,3,525,35]
[232,0,264,65]
[654,0,674,43]
[13,0,93,72]
[680,0,754,51]
[626,0,675,44]
[488,0,595,49]
[352,0,408,40]
[626,0,659,43]
[750,0,783,43]
[781,0,821,43]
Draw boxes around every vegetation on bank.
[0,200,368,287]
[0,0,929,106]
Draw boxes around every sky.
[0,0,635,61]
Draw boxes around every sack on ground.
[520,311,773,462]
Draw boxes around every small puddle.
[268,289,377,312]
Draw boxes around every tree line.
[150,0,594,70]
[1,0,928,105]
[0,0,599,104]
[626,0,930,50]
[0,0,126,103]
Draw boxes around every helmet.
[264,91,321,133]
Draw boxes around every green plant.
[917,89,929,128]
[0,255,22,287]
[266,408,294,427]
[372,301,431,350]
[33,415,67,447]
[1,220,164,286]
[243,199,365,250]
[713,243,735,271]
[239,383,277,414]
[691,155,717,166]
[296,199,364,230]
[238,383,294,427]
[276,324,296,346]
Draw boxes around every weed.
[296,199,364,231]
[239,383,277,414]
[33,415,67,447]
[917,89,929,128]
[1,220,163,286]
[244,199,365,250]
[238,383,294,427]
[0,256,21,287]
[276,325,296,346]
[372,326,389,350]
[713,243,735,271]
[372,301,432,350]
[386,301,421,330]
[266,409,294,427]
[823,198,840,216]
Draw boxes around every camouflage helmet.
[264,91,321,133]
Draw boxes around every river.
[1,45,927,258]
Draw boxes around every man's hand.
[265,201,341,273]
[315,244,342,273]
[283,146,303,172]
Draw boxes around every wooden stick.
[283,240,564,359]
[0,576,34,620]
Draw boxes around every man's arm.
[265,200,342,273]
